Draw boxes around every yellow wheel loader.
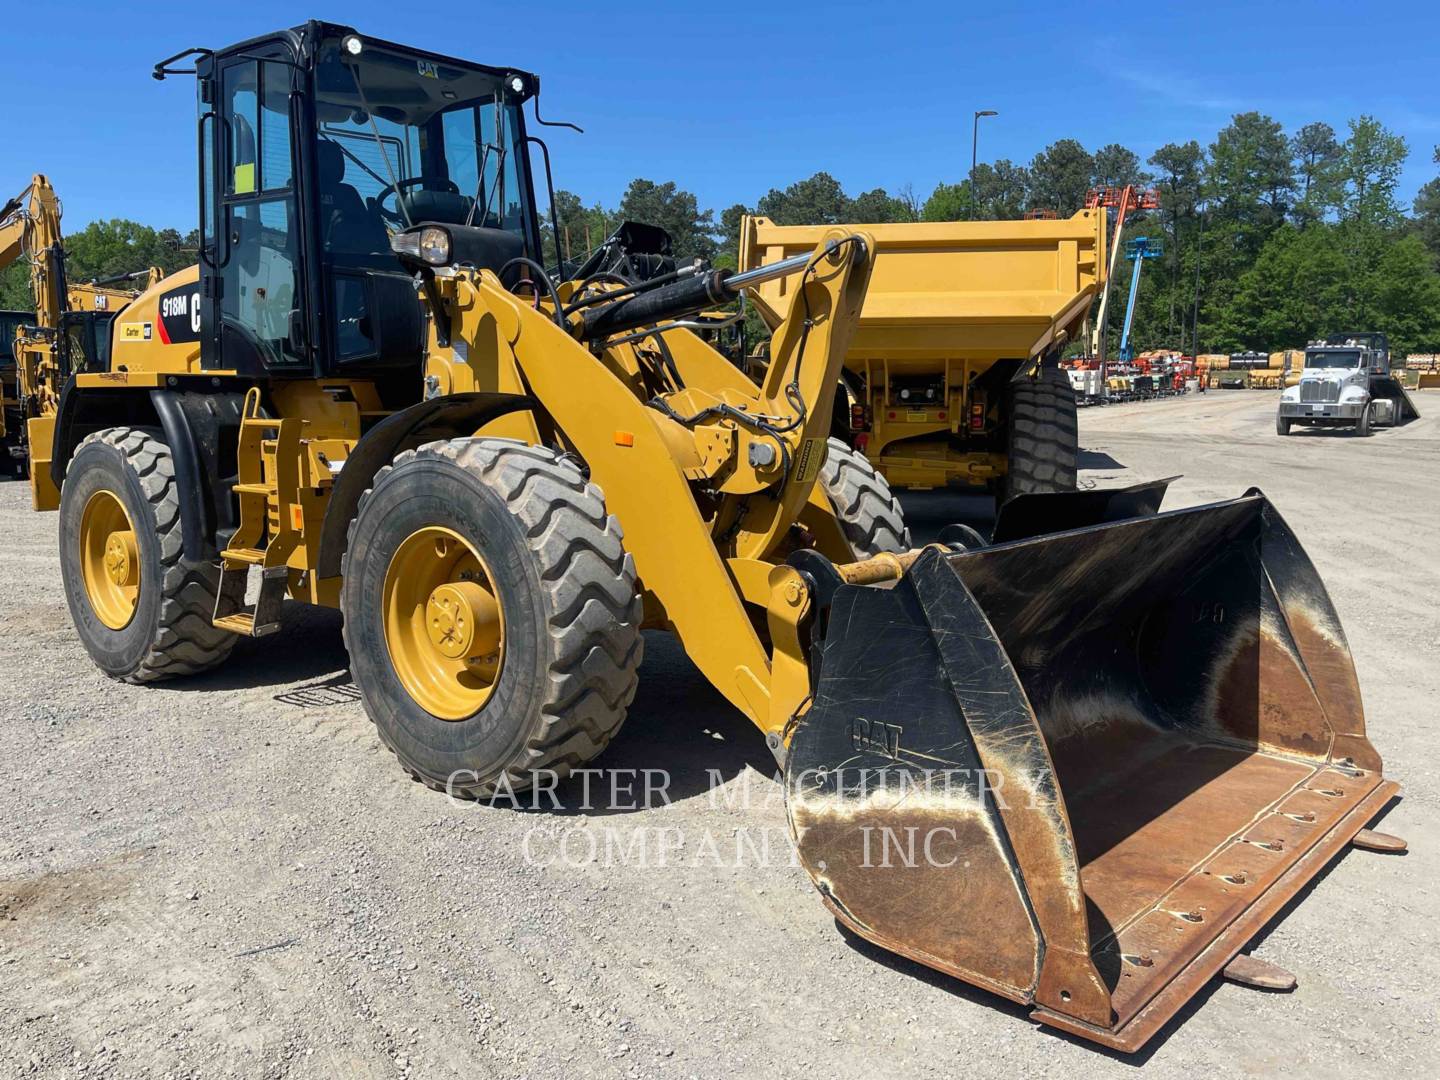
[26,21,1402,1053]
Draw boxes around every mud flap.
[785,490,1398,1051]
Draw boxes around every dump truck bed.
[738,212,1107,491]
[738,211,1106,368]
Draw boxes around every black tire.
[59,427,236,682]
[1355,402,1372,437]
[1000,365,1078,504]
[341,438,643,797]
[1276,414,1292,436]
[818,437,911,557]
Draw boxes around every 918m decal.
[156,285,202,345]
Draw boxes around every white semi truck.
[1277,332,1419,436]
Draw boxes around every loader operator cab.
[189,23,542,380]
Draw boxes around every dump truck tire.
[819,437,911,556]
[58,426,236,683]
[1276,414,1292,436]
[1001,366,1078,503]
[341,438,643,797]
[1355,402,1372,437]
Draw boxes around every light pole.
[971,109,998,220]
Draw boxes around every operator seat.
[317,140,388,255]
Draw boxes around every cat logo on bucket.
[120,322,152,342]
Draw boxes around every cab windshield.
[313,38,535,259]
[1304,350,1361,370]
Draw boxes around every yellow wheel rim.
[80,488,141,630]
[382,526,505,721]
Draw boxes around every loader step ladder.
[214,388,304,637]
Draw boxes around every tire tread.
[68,427,235,683]
[818,437,911,556]
[1003,367,1079,501]
[342,438,642,796]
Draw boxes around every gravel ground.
[1,389,1436,1078]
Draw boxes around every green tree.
[970,160,1030,219]
[1218,224,1348,348]
[1199,113,1294,341]
[846,187,915,223]
[1412,146,1440,267]
[920,181,970,221]
[1,218,195,312]
[1219,221,1440,355]
[0,262,29,309]
[712,202,752,267]
[1207,112,1293,229]
[63,219,193,282]
[1027,139,1094,215]
[1141,140,1207,346]
[1367,232,1440,353]
[755,172,848,226]
[895,183,924,222]
[1091,144,1147,190]
[1336,116,1407,229]
[540,189,614,268]
[616,179,715,260]
[1291,121,1341,226]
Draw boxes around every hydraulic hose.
[575,247,818,343]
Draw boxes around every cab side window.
[225,64,259,195]
[226,61,294,195]
[218,58,304,370]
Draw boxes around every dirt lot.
[2,389,1436,1078]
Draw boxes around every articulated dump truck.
[739,210,1104,498]
[27,21,1401,1053]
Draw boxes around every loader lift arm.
[409,228,873,730]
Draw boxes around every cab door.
[200,49,308,374]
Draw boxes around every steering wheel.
[375,176,460,225]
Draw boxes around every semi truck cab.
[1277,332,1418,436]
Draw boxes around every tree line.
[547,113,1440,357]
[0,221,198,312]
[7,111,1438,358]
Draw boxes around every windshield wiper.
[464,99,508,230]
[344,60,413,229]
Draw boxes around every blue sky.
[6,1,1438,231]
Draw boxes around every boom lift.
[1085,184,1159,364]
[25,22,1402,1052]
[1116,236,1163,362]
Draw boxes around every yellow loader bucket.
[784,486,1398,1051]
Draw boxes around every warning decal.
[794,437,826,485]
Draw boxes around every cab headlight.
[390,226,452,266]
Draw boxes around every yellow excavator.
[0,174,160,473]
[23,21,1403,1052]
